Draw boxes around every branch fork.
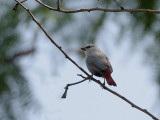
[61,74,90,98]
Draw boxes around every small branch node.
[59,46,62,49]
[12,0,27,11]
[144,109,148,112]
[64,85,69,90]
[26,8,30,11]
[121,7,124,10]
[12,4,19,11]
[65,55,68,58]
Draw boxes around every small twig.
[61,77,89,98]
[56,0,60,10]
[113,0,124,9]
[35,0,160,14]
[9,48,35,61]
[77,74,93,82]
[12,0,27,11]
[13,1,160,120]
[77,74,87,79]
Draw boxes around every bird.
[81,44,117,86]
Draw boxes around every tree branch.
[12,0,27,11]
[13,0,90,77]
[35,0,160,14]
[89,77,159,120]
[61,75,90,98]
[9,48,35,61]
[13,1,159,120]
[63,74,159,120]
[56,0,60,10]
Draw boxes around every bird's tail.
[103,70,117,86]
[106,76,117,86]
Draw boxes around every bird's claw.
[101,79,105,89]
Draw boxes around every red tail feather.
[103,69,117,86]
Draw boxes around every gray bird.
[81,44,117,86]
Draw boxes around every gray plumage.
[81,44,113,77]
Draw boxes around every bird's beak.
[81,47,86,51]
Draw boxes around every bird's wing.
[86,54,113,74]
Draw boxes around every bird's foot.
[101,79,105,89]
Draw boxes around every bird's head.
[81,44,100,56]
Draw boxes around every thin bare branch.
[113,0,124,9]
[12,0,27,11]
[9,48,35,61]
[77,74,86,79]
[56,0,60,10]
[14,0,89,77]
[89,77,159,120]
[61,77,89,98]
[13,1,160,120]
[35,0,160,14]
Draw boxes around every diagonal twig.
[13,1,159,120]
[35,0,160,14]
[89,77,159,120]
[113,0,124,9]
[12,0,27,11]
[14,0,89,77]
[61,76,89,98]
[56,0,60,10]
